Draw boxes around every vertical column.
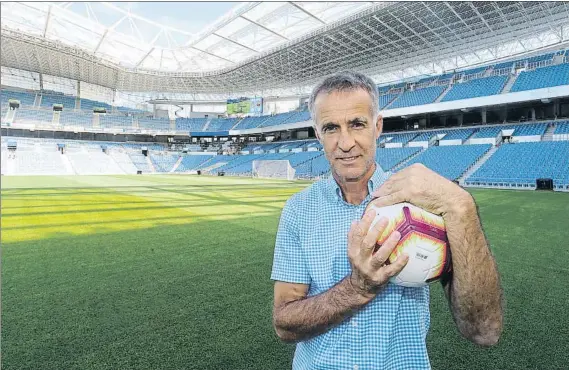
[500,106,508,123]
[457,113,464,127]
[481,109,487,124]
[530,108,536,121]
[76,80,81,110]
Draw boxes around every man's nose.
[338,129,356,152]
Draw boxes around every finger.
[357,207,377,239]
[361,216,389,256]
[372,175,405,198]
[380,253,410,278]
[370,190,407,208]
[371,230,402,268]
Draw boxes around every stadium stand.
[379,94,399,109]
[206,118,238,131]
[1,89,36,107]
[233,116,267,129]
[60,111,93,128]
[128,152,152,173]
[493,61,514,70]
[510,63,569,92]
[381,132,418,145]
[14,109,53,125]
[176,118,207,131]
[375,147,422,171]
[175,155,214,172]
[401,144,492,180]
[150,153,179,172]
[554,121,569,134]
[295,152,330,178]
[139,117,169,131]
[461,66,488,76]
[41,94,76,109]
[80,98,112,111]
[100,114,132,129]
[466,141,569,189]
[258,112,299,128]
[66,150,124,175]
[441,75,508,102]
[388,85,446,108]
[440,128,476,141]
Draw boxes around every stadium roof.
[2,1,569,95]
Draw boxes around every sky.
[112,2,238,34]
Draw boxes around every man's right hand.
[347,208,409,298]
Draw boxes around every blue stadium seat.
[510,63,569,92]
[176,118,207,131]
[442,75,508,102]
[41,94,76,109]
[1,89,36,108]
[389,86,445,108]
[375,147,421,171]
[554,121,569,134]
[150,153,179,172]
[380,132,418,145]
[379,94,399,109]
[468,141,569,189]
[400,144,491,180]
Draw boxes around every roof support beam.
[94,14,129,54]
[43,5,52,37]
[288,2,325,25]
[240,14,289,41]
[190,47,235,64]
[135,47,155,68]
[468,3,493,33]
[212,33,259,53]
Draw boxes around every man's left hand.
[370,163,473,217]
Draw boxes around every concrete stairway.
[435,84,453,103]
[170,156,183,172]
[392,148,426,171]
[458,145,499,185]
[501,73,519,94]
[541,123,556,141]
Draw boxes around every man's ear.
[375,114,383,140]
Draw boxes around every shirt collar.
[327,163,388,204]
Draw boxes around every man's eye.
[323,126,337,133]
[351,122,365,128]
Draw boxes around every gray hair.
[308,71,379,123]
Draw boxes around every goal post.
[252,160,296,180]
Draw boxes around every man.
[271,71,503,369]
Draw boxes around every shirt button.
[354,365,359,370]
[352,320,357,327]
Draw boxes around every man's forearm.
[273,276,374,343]
[443,193,503,346]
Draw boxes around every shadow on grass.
[1,183,305,197]
[2,215,295,370]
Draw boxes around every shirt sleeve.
[270,199,311,284]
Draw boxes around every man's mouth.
[337,155,360,163]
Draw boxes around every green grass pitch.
[2,175,568,369]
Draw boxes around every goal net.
[252,160,296,180]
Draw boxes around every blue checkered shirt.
[271,164,431,370]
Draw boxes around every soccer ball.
[365,202,452,288]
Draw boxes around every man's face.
[313,89,382,183]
